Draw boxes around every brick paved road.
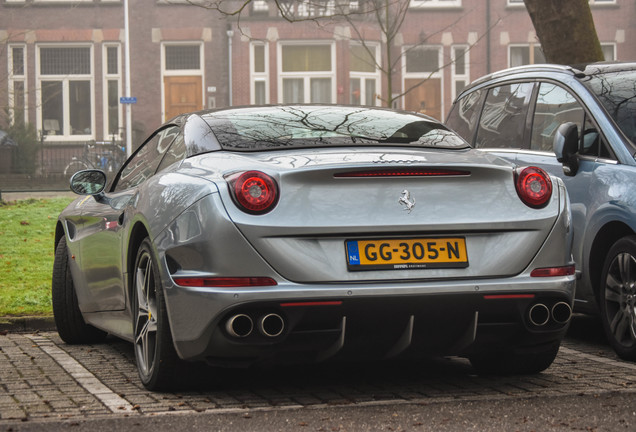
[1,316,635,427]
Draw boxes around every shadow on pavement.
[566,313,607,346]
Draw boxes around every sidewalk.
[0,315,56,333]
[0,190,75,201]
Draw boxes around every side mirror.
[553,122,579,176]
[70,169,107,196]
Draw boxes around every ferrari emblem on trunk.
[399,189,415,213]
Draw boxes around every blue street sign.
[120,97,137,104]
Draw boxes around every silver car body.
[54,105,574,386]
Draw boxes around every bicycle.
[63,138,126,180]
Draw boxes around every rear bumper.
[164,276,574,364]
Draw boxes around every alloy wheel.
[603,252,636,349]
[134,250,158,378]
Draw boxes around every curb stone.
[0,315,56,333]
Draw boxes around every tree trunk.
[524,0,604,65]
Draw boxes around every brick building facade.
[0,0,632,177]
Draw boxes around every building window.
[251,0,269,14]
[508,0,615,5]
[403,45,444,120]
[451,45,469,101]
[410,0,462,8]
[8,45,27,124]
[103,45,122,140]
[251,43,269,104]
[509,44,546,67]
[279,43,335,104]
[349,43,380,106]
[165,45,201,71]
[38,45,93,139]
[601,43,616,61]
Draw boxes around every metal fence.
[0,140,126,194]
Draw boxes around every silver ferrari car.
[53,105,575,390]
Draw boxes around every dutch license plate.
[345,237,468,271]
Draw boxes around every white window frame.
[601,42,617,61]
[8,44,28,125]
[410,0,462,8]
[508,43,545,68]
[277,41,337,104]
[401,45,444,114]
[36,43,95,141]
[250,42,270,105]
[102,44,122,141]
[451,45,469,101]
[349,43,381,106]
[160,42,205,122]
[508,0,616,6]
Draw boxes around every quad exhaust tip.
[529,303,550,326]
[225,314,253,338]
[226,312,285,338]
[258,313,285,337]
[528,302,572,327]
[551,301,573,324]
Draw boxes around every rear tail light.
[515,166,552,208]
[226,170,279,214]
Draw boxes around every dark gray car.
[447,62,636,360]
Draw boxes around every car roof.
[461,61,636,97]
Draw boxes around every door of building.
[404,78,442,121]
[164,76,203,120]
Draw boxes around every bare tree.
[183,0,486,109]
[524,0,604,65]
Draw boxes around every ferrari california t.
[52,105,575,390]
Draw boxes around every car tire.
[468,344,560,375]
[599,236,636,361]
[133,238,180,390]
[52,237,107,344]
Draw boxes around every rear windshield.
[585,69,636,144]
[201,106,469,151]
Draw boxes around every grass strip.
[0,198,74,316]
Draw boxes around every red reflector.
[174,277,277,287]
[483,294,536,300]
[280,301,343,307]
[334,168,470,178]
[530,265,576,277]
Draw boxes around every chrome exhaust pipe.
[551,302,573,324]
[225,314,253,338]
[528,303,550,326]
[258,313,285,337]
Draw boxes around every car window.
[475,83,534,149]
[446,89,483,145]
[580,113,613,159]
[585,69,636,145]
[114,126,179,191]
[157,132,187,173]
[202,106,469,151]
[530,83,584,152]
